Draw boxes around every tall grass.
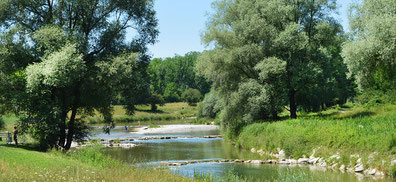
[235,104,396,174]
[0,146,195,182]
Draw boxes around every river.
[90,123,392,181]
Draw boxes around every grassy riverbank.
[235,104,396,176]
[0,145,195,182]
[86,102,198,124]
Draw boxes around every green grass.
[0,145,195,182]
[0,114,19,132]
[235,104,396,175]
[86,102,199,124]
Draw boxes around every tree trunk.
[289,88,297,119]
[64,106,77,150]
[58,110,67,149]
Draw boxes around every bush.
[181,88,202,106]
[198,91,222,118]
[356,89,396,106]
[0,117,4,130]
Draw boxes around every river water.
[91,124,392,182]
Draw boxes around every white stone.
[298,158,309,164]
[289,159,297,164]
[278,150,286,159]
[391,160,396,166]
[356,158,361,163]
[354,164,364,172]
[251,160,264,164]
[279,160,290,164]
[339,165,345,171]
[257,149,265,156]
[331,163,338,169]
[375,171,385,176]
[251,148,256,153]
[368,168,376,175]
[308,158,319,164]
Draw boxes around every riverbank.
[134,124,219,134]
[0,145,195,182]
[233,104,396,177]
[85,102,198,124]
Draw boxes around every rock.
[278,150,286,159]
[354,164,364,172]
[339,165,345,171]
[331,163,338,169]
[329,154,340,160]
[308,158,319,164]
[220,159,230,162]
[375,171,384,176]
[257,149,265,156]
[368,168,376,175]
[267,160,277,164]
[244,160,251,163]
[298,158,309,164]
[234,159,244,163]
[129,139,134,141]
[391,160,396,166]
[279,160,290,165]
[289,159,297,164]
[320,162,327,167]
[251,160,264,164]
[356,158,361,163]
[251,148,256,153]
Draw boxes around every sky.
[145,0,353,59]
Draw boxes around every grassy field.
[86,102,199,124]
[0,145,196,182]
[235,104,396,176]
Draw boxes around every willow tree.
[342,0,396,94]
[197,0,353,133]
[0,0,158,150]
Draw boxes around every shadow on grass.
[337,111,375,119]
[135,109,165,114]
[0,143,44,152]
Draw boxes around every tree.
[342,0,396,93]
[0,0,158,150]
[181,88,202,106]
[197,0,353,132]
[148,52,211,102]
[149,93,165,111]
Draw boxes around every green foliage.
[197,0,354,133]
[0,117,4,130]
[198,91,222,119]
[148,52,210,102]
[181,88,202,106]
[0,0,158,150]
[342,0,396,92]
[149,93,165,111]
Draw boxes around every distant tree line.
[147,52,210,106]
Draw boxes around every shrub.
[181,88,202,106]
[198,91,222,118]
[0,117,4,130]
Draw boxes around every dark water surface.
[92,124,392,181]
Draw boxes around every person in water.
[13,126,18,147]
[124,124,128,131]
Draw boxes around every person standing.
[13,126,18,147]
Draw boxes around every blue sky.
[145,0,353,58]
